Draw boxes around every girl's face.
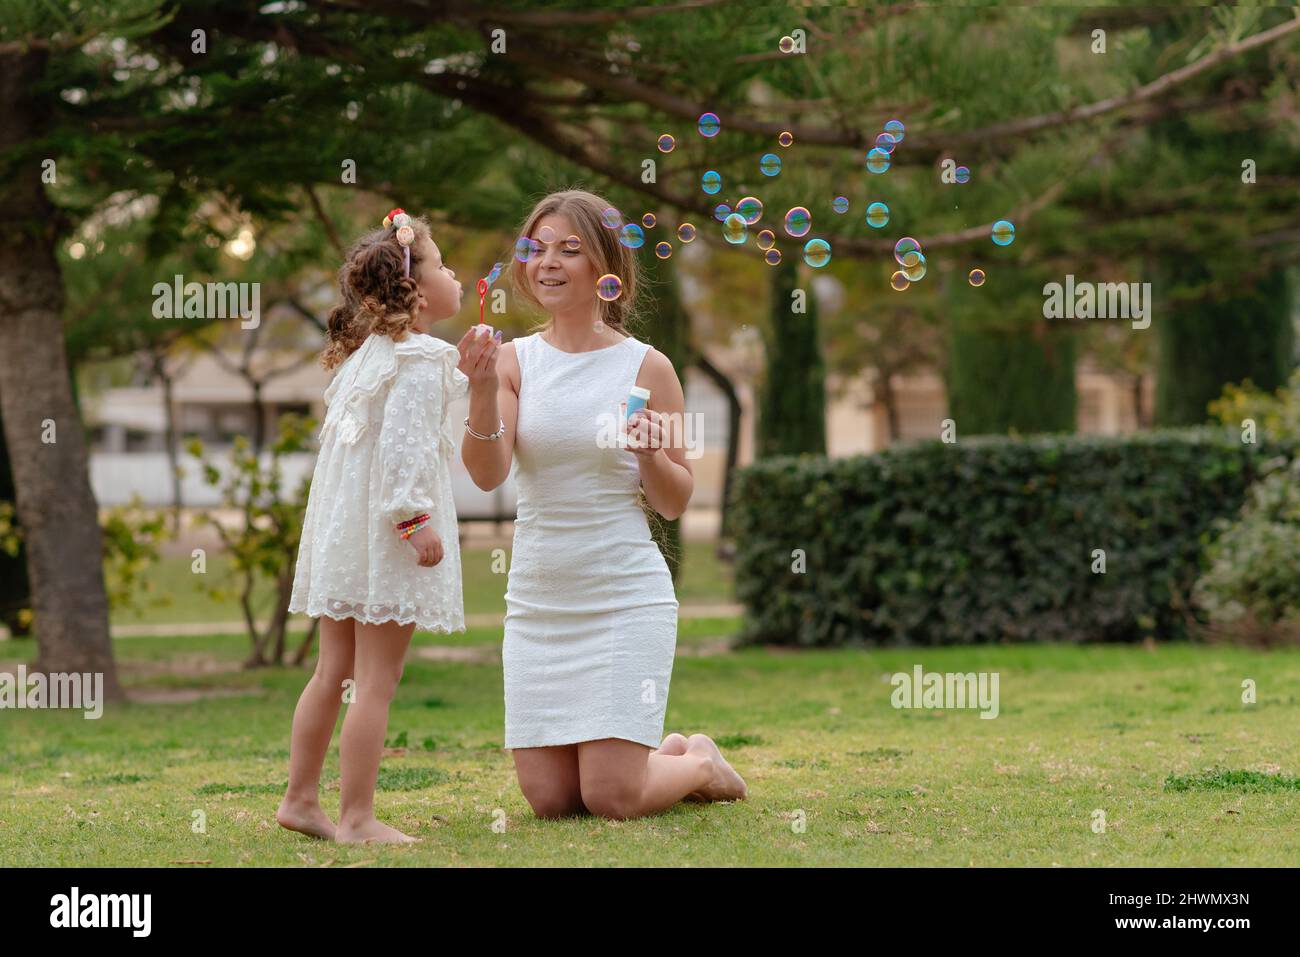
[416,236,463,319]
[525,213,598,314]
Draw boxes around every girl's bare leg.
[277,615,356,839]
[512,745,586,818]
[336,618,418,844]
[576,733,747,820]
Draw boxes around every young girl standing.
[459,189,747,819]
[281,209,488,844]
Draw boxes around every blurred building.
[82,339,1151,516]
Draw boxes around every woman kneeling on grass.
[458,188,748,820]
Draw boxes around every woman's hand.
[404,524,444,567]
[457,326,500,390]
[625,408,667,459]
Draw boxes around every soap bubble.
[803,238,831,268]
[874,132,897,154]
[901,251,927,281]
[991,220,1016,246]
[890,271,910,291]
[641,212,657,228]
[955,165,970,184]
[900,250,923,269]
[655,242,673,259]
[618,223,645,249]
[866,148,891,174]
[968,268,986,287]
[894,237,921,263]
[764,248,782,266]
[657,134,675,153]
[778,35,795,54]
[677,223,697,243]
[601,207,622,229]
[485,262,503,287]
[736,196,764,225]
[866,202,890,229]
[596,274,623,301]
[701,170,722,195]
[537,224,556,244]
[756,229,775,250]
[713,202,732,221]
[883,119,904,142]
[722,212,748,245]
[514,236,541,263]
[697,112,720,137]
[562,235,581,252]
[759,153,782,177]
[778,131,794,148]
[783,206,811,238]
[832,196,849,215]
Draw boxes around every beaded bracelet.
[396,513,430,530]
[400,520,429,540]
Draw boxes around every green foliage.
[945,266,1077,435]
[757,260,825,457]
[1155,265,1294,426]
[1193,372,1300,638]
[184,412,314,664]
[99,494,173,617]
[0,494,171,625]
[728,430,1290,647]
[1208,368,1300,444]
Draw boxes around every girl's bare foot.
[655,732,689,756]
[336,818,420,845]
[685,733,748,802]
[276,797,337,840]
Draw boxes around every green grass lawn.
[3,632,1298,866]
[110,540,736,627]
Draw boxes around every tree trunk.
[156,352,184,537]
[875,370,900,444]
[0,46,122,697]
[692,353,741,541]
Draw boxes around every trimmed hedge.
[728,429,1291,646]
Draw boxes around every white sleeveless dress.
[503,331,680,750]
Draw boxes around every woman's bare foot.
[335,818,420,845]
[276,796,336,840]
[655,733,689,756]
[686,733,748,802]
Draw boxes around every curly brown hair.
[320,214,434,371]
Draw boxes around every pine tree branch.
[501,14,1300,155]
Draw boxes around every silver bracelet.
[464,416,506,441]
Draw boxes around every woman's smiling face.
[525,213,596,313]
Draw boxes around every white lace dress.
[289,331,469,634]
[503,332,680,749]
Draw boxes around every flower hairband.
[383,207,415,277]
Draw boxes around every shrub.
[729,429,1289,646]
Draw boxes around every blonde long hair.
[509,189,641,335]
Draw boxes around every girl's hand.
[457,326,501,389]
[625,408,667,459]
[404,524,444,567]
